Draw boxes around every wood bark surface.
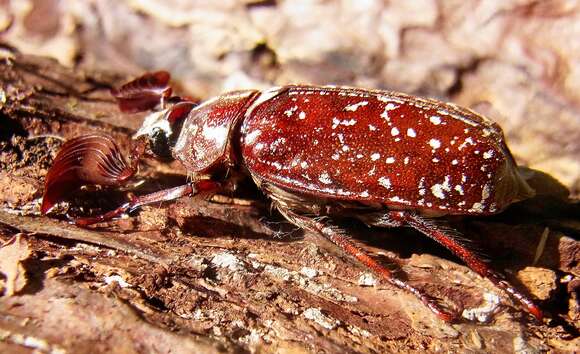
[0,50,577,354]
[0,1,579,353]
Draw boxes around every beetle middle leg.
[361,211,543,321]
[276,206,457,322]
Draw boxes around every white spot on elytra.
[482,184,491,200]
[342,145,350,152]
[459,137,475,150]
[483,150,494,159]
[385,157,395,164]
[455,185,464,195]
[429,115,442,125]
[300,161,309,169]
[380,103,398,121]
[270,137,286,153]
[333,117,357,128]
[391,127,400,136]
[272,162,282,170]
[469,202,485,213]
[344,101,368,111]
[331,153,340,160]
[407,128,417,137]
[332,117,340,129]
[378,176,391,189]
[299,111,306,120]
[319,172,332,185]
[360,191,369,197]
[429,139,441,149]
[370,153,380,161]
[431,175,452,199]
[451,159,459,165]
[404,157,410,164]
[389,196,410,205]
[284,105,298,117]
[368,124,377,131]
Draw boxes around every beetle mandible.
[41,71,542,322]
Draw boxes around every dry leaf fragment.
[0,234,31,296]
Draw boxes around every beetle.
[41,71,542,322]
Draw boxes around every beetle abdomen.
[240,86,534,215]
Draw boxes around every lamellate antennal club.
[41,71,543,323]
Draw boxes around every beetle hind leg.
[276,206,458,322]
[365,210,543,321]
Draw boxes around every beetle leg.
[276,206,457,322]
[367,211,543,321]
[74,180,220,227]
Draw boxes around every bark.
[0,53,578,353]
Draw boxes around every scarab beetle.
[41,71,542,322]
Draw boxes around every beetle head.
[133,102,195,159]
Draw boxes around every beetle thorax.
[172,90,259,174]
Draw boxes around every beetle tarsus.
[277,206,458,322]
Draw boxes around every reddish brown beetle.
[41,71,542,322]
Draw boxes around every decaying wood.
[1,54,579,353]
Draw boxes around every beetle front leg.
[276,206,457,323]
[364,211,543,321]
[74,180,220,226]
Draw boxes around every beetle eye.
[149,128,172,159]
